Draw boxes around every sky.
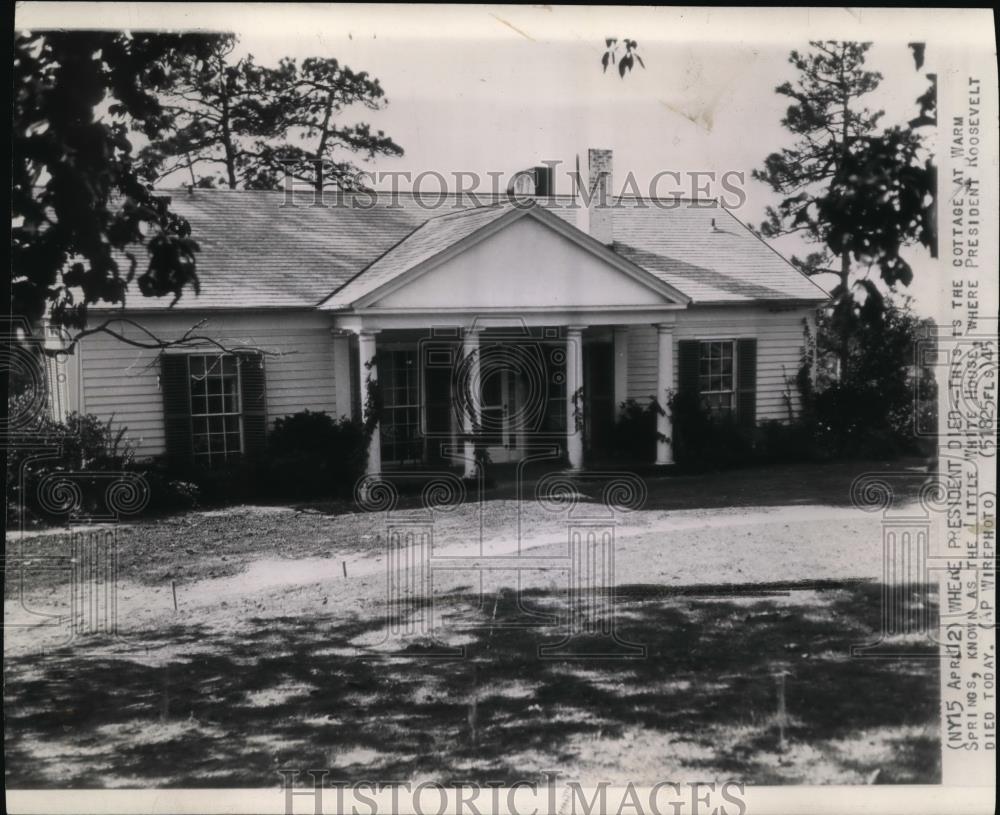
[17,4,996,319]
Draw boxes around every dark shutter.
[237,351,267,461]
[736,338,757,430]
[160,354,193,472]
[677,340,700,396]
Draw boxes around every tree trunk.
[218,55,238,189]
[313,93,335,194]
[838,249,851,378]
[837,48,852,379]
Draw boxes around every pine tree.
[245,57,403,192]
[754,41,934,367]
[138,42,402,191]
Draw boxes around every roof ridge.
[152,186,722,206]
[423,202,510,223]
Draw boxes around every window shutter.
[160,354,193,472]
[736,338,757,430]
[677,340,700,396]
[237,351,267,461]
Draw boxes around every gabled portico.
[320,202,689,476]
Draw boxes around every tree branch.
[49,317,286,359]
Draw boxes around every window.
[698,340,736,417]
[678,338,755,430]
[378,347,421,463]
[189,354,243,466]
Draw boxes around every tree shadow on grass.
[4,581,939,787]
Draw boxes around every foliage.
[570,386,585,433]
[5,397,203,523]
[138,40,403,191]
[754,420,814,465]
[362,362,383,442]
[602,38,645,78]
[6,401,135,524]
[139,471,202,514]
[134,35,278,190]
[251,57,404,191]
[669,391,753,472]
[753,41,935,368]
[12,31,221,330]
[798,299,937,459]
[265,410,368,499]
[612,398,664,463]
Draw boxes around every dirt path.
[5,503,891,658]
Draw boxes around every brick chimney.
[587,148,613,245]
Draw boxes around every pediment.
[364,209,686,310]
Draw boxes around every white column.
[655,323,675,466]
[565,325,587,471]
[461,327,481,479]
[43,322,70,422]
[358,329,381,476]
[613,326,629,419]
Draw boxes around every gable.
[370,216,674,310]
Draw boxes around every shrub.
[807,382,912,460]
[265,410,367,499]
[754,419,813,464]
[799,299,939,460]
[6,405,139,525]
[138,469,201,514]
[669,391,754,472]
[612,398,664,463]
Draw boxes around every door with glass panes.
[478,347,523,463]
[377,346,422,464]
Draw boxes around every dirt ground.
[4,460,940,788]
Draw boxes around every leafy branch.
[602,38,645,78]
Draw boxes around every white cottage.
[51,150,828,476]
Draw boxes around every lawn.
[4,458,940,787]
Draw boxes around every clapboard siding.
[76,311,341,457]
[626,306,811,422]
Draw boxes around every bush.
[138,469,201,514]
[806,382,911,460]
[669,391,754,472]
[612,398,664,463]
[801,299,938,460]
[753,419,813,464]
[264,410,367,499]
[6,404,139,525]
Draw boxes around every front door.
[479,360,520,463]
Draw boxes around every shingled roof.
[107,188,828,311]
